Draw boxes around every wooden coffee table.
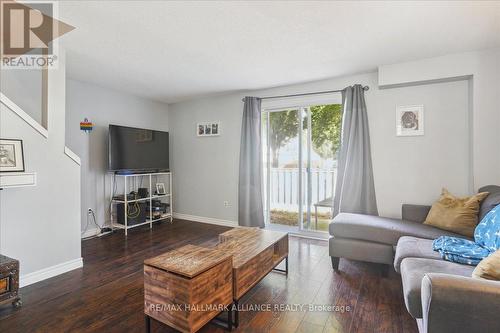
[144,227,288,333]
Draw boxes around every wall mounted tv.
[108,125,169,173]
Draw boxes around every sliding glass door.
[263,103,342,234]
[262,109,301,230]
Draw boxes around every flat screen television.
[108,124,169,173]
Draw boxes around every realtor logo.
[0,0,74,69]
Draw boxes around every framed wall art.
[0,139,25,173]
[396,105,424,136]
[197,122,220,137]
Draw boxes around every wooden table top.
[217,228,287,268]
[144,227,288,277]
[144,244,232,278]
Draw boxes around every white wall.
[169,67,474,220]
[65,79,169,235]
[379,48,500,190]
[373,79,470,216]
[0,51,82,284]
[169,95,242,222]
[1,69,44,125]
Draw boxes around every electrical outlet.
[223,201,230,207]
[88,208,93,215]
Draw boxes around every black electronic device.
[116,202,147,226]
[108,124,169,173]
[146,200,170,219]
[112,193,137,201]
[138,188,149,198]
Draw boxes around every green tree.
[309,104,342,159]
[268,110,299,167]
[266,104,343,167]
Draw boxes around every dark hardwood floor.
[0,220,417,333]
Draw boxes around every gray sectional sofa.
[329,185,500,333]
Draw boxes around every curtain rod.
[241,85,369,102]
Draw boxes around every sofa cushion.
[423,189,489,238]
[400,258,474,318]
[402,204,431,223]
[394,236,442,273]
[473,249,500,280]
[478,185,500,221]
[329,213,466,245]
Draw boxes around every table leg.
[272,256,288,276]
[145,315,151,333]
[227,304,233,331]
[234,300,239,328]
[210,304,234,331]
[285,256,288,276]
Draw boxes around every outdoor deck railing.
[266,168,336,210]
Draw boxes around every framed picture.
[156,183,166,195]
[0,139,25,173]
[396,105,424,136]
[212,123,219,135]
[198,124,205,136]
[197,122,220,137]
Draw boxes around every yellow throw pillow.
[424,188,489,237]
[473,249,500,280]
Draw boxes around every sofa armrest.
[402,204,431,223]
[421,273,500,333]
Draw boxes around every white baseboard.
[81,214,236,238]
[173,213,238,227]
[81,227,100,239]
[20,257,83,287]
[173,213,327,241]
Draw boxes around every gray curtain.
[238,97,265,227]
[333,85,378,216]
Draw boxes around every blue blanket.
[433,203,500,265]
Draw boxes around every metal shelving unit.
[110,172,173,235]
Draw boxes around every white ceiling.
[59,1,500,104]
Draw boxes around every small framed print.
[396,105,424,136]
[211,123,219,135]
[0,139,25,173]
[198,124,205,136]
[156,183,166,195]
[197,122,220,137]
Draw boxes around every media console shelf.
[109,172,172,236]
